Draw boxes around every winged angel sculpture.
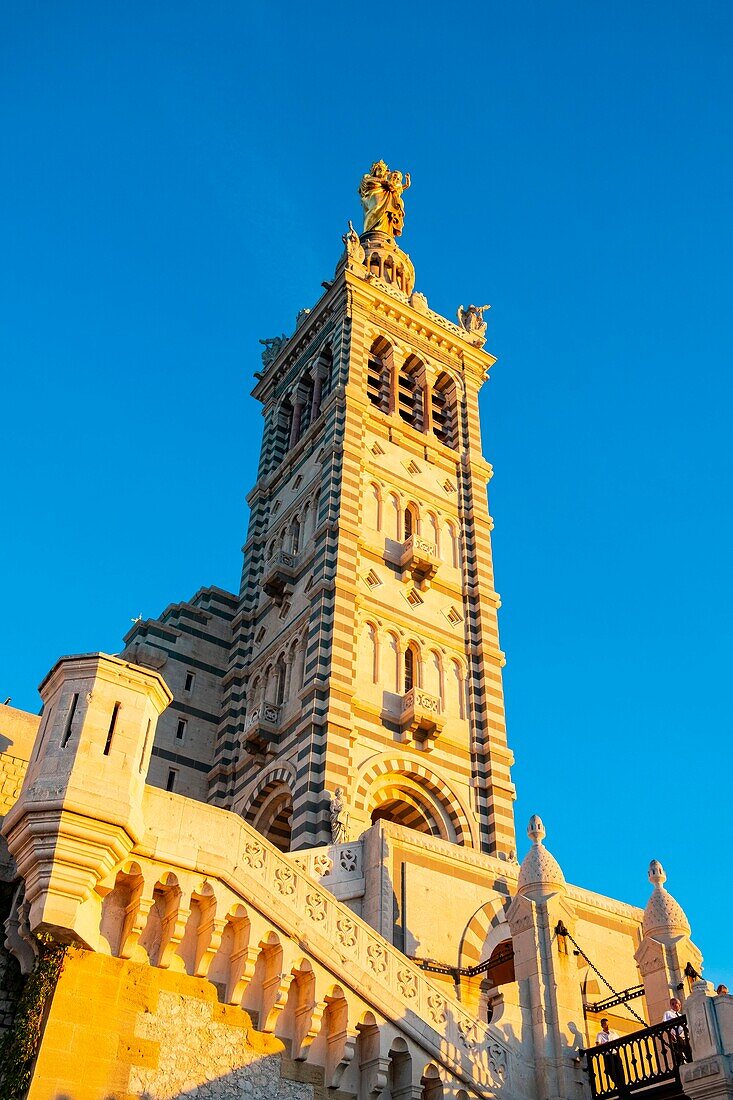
[457,304,491,342]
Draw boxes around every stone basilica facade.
[0,165,731,1100]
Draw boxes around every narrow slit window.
[184,671,195,692]
[103,702,121,756]
[176,718,187,741]
[404,647,415,693]
[166,768,177,792]
[61,693,79,748]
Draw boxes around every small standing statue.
[457,304,491,343]
[359,160,411,238]
[342,220,366,265]
[329,786,350,844]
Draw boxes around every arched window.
[297,374,315,437]
[428,512,441,555]
[313,343,333,418]
[274,656,287,706]
[289,517,301,555]
[427,650,443,705]
[450,659,466,720]
[274,398,293,465]
[386,492,400,541]
[404,502,419,541]
[404,643,420,693]
[367,338,392,412]
[445,520,460,569]
[398,356,425,431]
[365,481,381,531]
[432,372,458,449]
[358,623,379,684]
[387,632,400,693]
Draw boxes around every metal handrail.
[584,1016,690,1099]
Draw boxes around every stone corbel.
[327,1028,357,1089]
[293,995,323,1061]
[119,893,155,962]
[227,937,260,1006]
[262,970,295,1033]
[3,883,39,976]
[359,1054,391,1097]
[194,909,226,980]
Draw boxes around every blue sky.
[1,3,731,987]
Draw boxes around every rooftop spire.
[642,859,690,939]
[517,814,566,898]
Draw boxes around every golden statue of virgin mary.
[359,161,411,237]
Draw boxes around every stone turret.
[635,859,703,1025]
[3,653,171,948]
[508,816,583,1100]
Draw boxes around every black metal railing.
[585,1016,690,1099]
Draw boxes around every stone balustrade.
[401,687,445,745]
[399,534,441,584]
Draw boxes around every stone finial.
[642,859,691,940]
[517,814,566,898]
[648,859,667,887]
[527,814,546,845]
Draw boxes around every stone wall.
[28,949,348,1100]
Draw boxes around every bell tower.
[209,163,516,858]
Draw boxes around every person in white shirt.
[596,1018,624,1089]
[662,998,691,1063]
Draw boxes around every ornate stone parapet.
[290,840,365,902]
[399,534,441,585]
[242,701,281,755]
[262,548,297,601]
[400,689,444,746]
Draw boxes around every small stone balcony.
[400,688,444,746]
[243,701,281,754]
[399,535,440,586]
[262,549,297,601]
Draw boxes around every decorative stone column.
[634,859,703,1024]
[506,815,585,1100]
[2,653,172,949]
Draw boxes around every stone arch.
[370,780,446,838]
[459,896,512,971]
[367,336,393,412]
[389,1036,414,1099]
[242,762,296,853]
[355,754,476,847]
[431,370,459,449]
[274,396,294,465]
[398,354,425,430]
[421,1062,444,1099]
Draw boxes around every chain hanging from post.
[555,921,647,1026]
